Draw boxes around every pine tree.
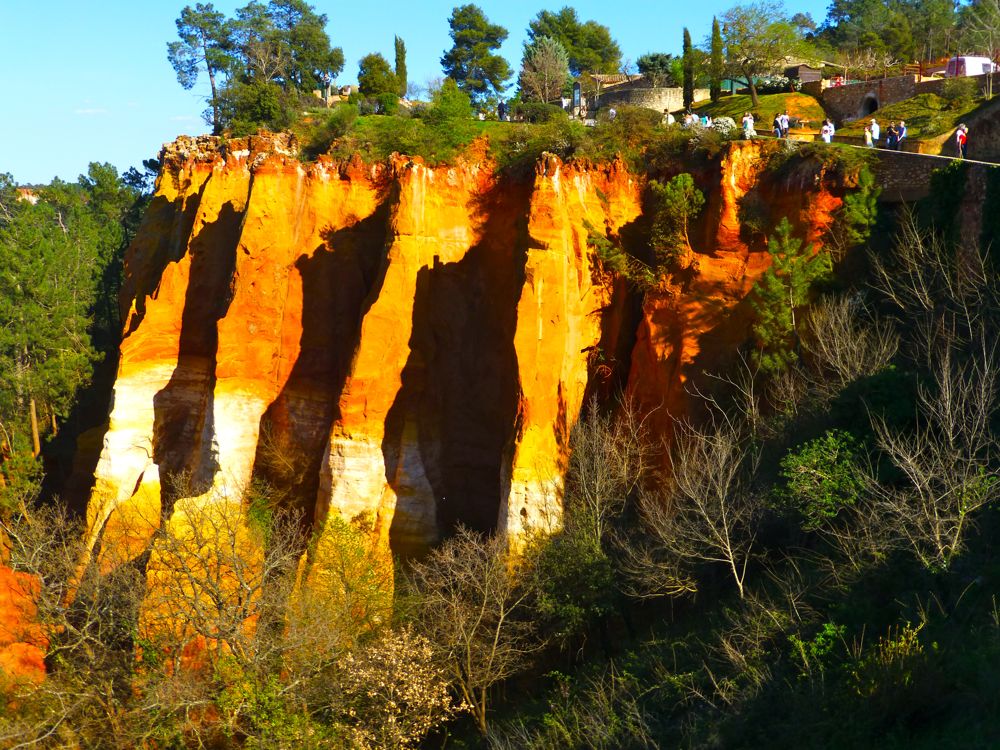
[0,184,100,456]
[682,28,694,109]
[710,17,724,103]
[649,174,705,271]
[750,218,831,372]
[441,4,512,105]
[395,35,408,97]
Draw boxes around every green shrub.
[300,103,359,159]
[423,78,473,123]
[528,530,617,644]
[221,79,298,136]
[584,220,656,288]
[776,430,865,530]
[941,76,979,106]
[516,102,569,123]
[737,190,772,239]
[376,92,399,116]
[788,621,847,678]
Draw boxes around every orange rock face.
[0,565,46,685]
[85,135,850,566]
[627,141,846,435]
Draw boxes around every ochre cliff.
[628,144,844,435]
[84,135,846,569]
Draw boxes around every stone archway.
[860,93,879,118]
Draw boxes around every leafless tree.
[0,504,146,748]
[847,48,900,80]
[563,398,657,547]
[801,294,899,393]
[870,342,999,569]
[635,415,763,599]
[407,527,543,735]
[0,493,403,748]
[961,0,1000,98]
[870,210,996,365]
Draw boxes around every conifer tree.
[710,17,724,103]
[441,4,511,105]
[0,181,100,457]
[395,35,408,97]
[750,217,831,372]
[649,174,705,270]
[682,27,694,109]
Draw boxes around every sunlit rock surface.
[85,134,846,567]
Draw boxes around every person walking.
[897,120,907,150]
[870,118,880,148]
[773,113,783,138]
[820,119,833,143]
[956,124,968,159]
[864,125,873,147]
[886,121,899,150]
[742,112,756,140]
[780,110,790,137]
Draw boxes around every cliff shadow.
[583,213,651,410]
[122,186,210,339]
[249,197,394,528]
[151,202,241,518]
[384,179,532,550]
[44,189,211,513]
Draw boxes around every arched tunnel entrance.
[860,94,879,117]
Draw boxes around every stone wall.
[820,75,919,123]
[595,86,710,113]
[870,149,951,202]
[815,73,991,124]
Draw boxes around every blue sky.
[1,0,829,185]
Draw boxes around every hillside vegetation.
[693,92,827,127]
[836,89,990,140]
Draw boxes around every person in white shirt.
[870,118,880,147]
[820,120,832,143]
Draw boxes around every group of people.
[862,118,907,150]
[644,105,969,160]
[820,118,837,143]
[677,111,713,128]
[771,111,791,138]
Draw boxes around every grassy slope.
[693,92,827,128]
[835,92,986,139]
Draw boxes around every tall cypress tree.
[710,17,724,103]
[395,35,408,97]
[682,27,694,109]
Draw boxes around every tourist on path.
[870,118,880,148]
[742,112,756,139]
[897,120,907,150]
[956,124,968,159]
[780,110,790,137]
[864,125,873,148]
[773,113,783,138]
[820,119,833,143]
[886,122,899,150]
